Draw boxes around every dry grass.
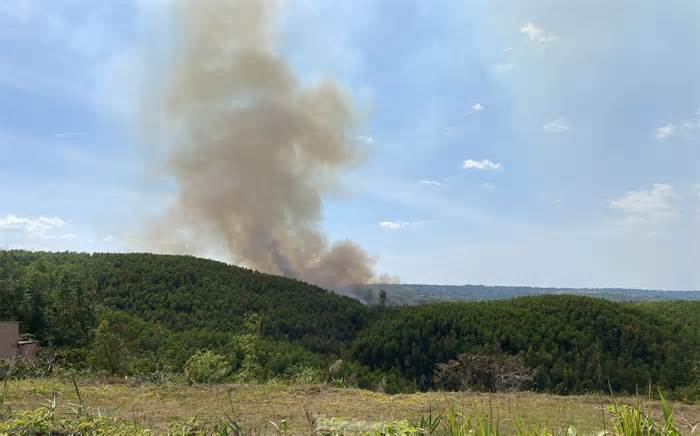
[2,378,699,434]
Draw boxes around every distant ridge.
[357,283,700,305]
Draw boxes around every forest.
[358,283,700,305]
[0,250,698,400]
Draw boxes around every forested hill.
[351,295,699,394]
[0,250,368,353]
[356,283,700,305]
[1,250,698,398]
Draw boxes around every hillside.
[357,283,700,305]
[0,250,368,355]
[351,296,698,395]
[1,250,698,399]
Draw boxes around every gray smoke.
[143,0,389,291]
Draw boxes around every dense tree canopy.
[351,296,697,394]
[0,250,697,397]
[0,250,368,354]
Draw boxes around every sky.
[0,0,698,290]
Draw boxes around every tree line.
[0,250,697,399]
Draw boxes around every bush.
[91,320,129,375]
[0,355,55,380]
[332,361,417,394]
[286,364,322,384]
[433,353,534,392]
[183,350,231,384]
[0,407,147,435]
[607,389,681,435]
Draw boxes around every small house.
[0,321,38,361]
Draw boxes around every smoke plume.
[143,0,385,291]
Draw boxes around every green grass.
[1,378,699,434]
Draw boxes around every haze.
[1,0,698,290]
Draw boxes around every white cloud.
[609,184,680,222]
[537,35,558,44]
[419,179,442,187]
[472,103,484,112]
[543,117,570,133]
[654,124,675,139]
[463,159,503,171]
[654,110,700,140]
[379,221,409,230]
[520,22,544,41]
[493,63,516,73]
[0,215,30,231]
[520,22,557,44]
[0,214,77,247]
[0,215,67,233]
[54,131,85,138]
[358,135,374,144]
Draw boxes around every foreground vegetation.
[2,378,699,434]
[1,250,698,399]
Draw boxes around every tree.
[92,320,129,374]
[379,289,387,308]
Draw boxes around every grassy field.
[1,378,699,434]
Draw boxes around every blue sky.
[1,0,698,290]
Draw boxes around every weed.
[413,404,442,434]
[607,388,681,436]
[1,379,697,435]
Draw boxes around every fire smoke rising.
[144,0,388,291]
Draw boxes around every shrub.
[287,364,322,384]
[608,390,681,436]
[0,407,147,435]
[332,361,417,394]
[0,355,52,380]
[183,350,230,384]
[433,353,534,392]
[91,320,130,375]
[329,359,344,377]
